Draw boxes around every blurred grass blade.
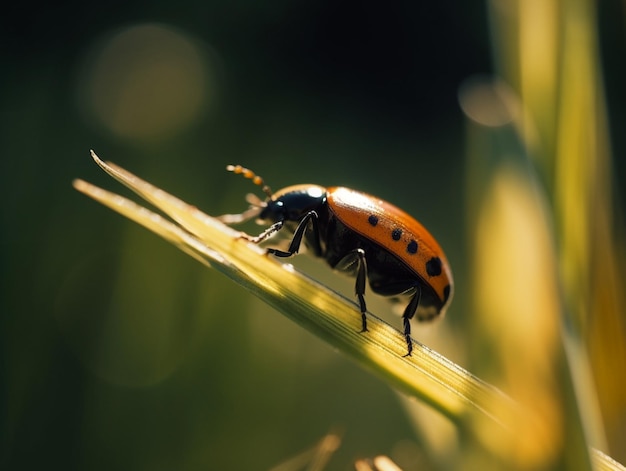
[460,76,626,470]
[592,449,626,471]
[552,0,626,457]
[269,430,342,471]
[354,456,403,471]
[488,0,626,463]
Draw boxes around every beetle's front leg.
[267,211,320,257]
[239,220,284,244]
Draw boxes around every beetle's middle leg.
[335,248,368,332]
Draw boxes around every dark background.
[1,1,624,469]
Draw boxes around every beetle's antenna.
[226,165,272,198]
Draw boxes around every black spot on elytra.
[426,257,442,276]
[368,215,379,226]
[443,284,451,303]
[407,240,418,254]
[391,228,402,241]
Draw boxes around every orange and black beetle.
[219,165,453,356]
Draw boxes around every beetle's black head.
[218,165,327,227]
[259,185,327,224]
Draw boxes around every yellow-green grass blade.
[74,152,624,470]
[74,152,517,429]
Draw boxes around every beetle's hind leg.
[335,248,368,333]
[400,286,422,357]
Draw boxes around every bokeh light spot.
[78,23,215,141]
[458,76,520,127]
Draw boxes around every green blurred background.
[2,1,625,470]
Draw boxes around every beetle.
[218,165,453,356]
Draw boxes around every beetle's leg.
[241,220,284,244]
[267,211,320,257]
[400,286,422,357]
[217,195,264,224]
[217,207,260,225]
[335,248,368,333]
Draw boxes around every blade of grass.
[74,152,518,428]
[73,151,623,470]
